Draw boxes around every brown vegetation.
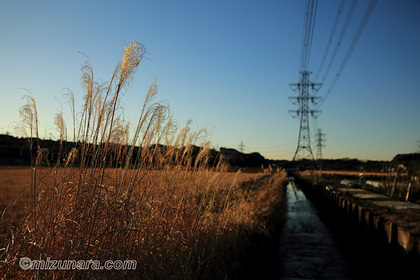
[1,167,286,279]
[0,41,287,279]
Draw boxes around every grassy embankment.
[0,41,287,279]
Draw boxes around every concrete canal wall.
[295,175,420,279]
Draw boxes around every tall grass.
[0,41,287,279]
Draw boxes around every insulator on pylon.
[288,71,322,161]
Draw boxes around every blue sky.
[0,0,419,161]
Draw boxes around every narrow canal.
[277,180,359,280]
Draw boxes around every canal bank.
[294,173,420,280]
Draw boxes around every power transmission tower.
[289,71,322,161]
[238,142,245,153]
[315,129,326,160]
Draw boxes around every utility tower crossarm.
[289,71,322,161]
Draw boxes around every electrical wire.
[300,0,319,72]
[314,0,346,82]
[318,0,378,107]
[320,0,358,85]
[305,0,319,70]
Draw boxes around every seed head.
[120,41,146,87]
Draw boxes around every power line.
[320,0,358,85]
[300,0,319,72]
[286,0,377,163]
[314,0,346,82]
[290,0,322,161]
[300,0,311,71]
[305,0,318,70]
[304,0,318,70]
[318,0,378,107]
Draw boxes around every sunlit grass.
[0,41,287,279]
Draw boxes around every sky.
[0,0,419,161]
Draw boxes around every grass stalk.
[1,41,287,280]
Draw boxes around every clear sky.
[0,0,419,161]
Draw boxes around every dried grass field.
[0,167,286,279]
[0,41,287,279]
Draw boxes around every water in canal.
[277,180,359,280]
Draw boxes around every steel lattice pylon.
[315,128,326,160]
[289,71,322,161]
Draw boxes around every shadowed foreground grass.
[0,168,286,279]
